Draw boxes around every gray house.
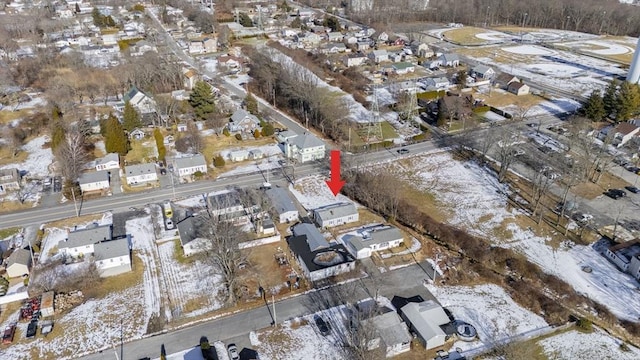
[78,171,110,194]
[228,109,261,133]
[400,300,450,350]
[59,224,112,257]
[125,163,158,186]
[292,223,328,251]
[265,187,299,223]
[174,154,207,178]
[313,202,359,228]
[471,65,495,79]
[94,237,132,277]
[0,168,21,194]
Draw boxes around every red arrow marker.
[326,150,346,196]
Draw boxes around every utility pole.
[170,171,176,200]
[71,186,79,217]
[272,294,277,326]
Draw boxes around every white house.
[94,238,132,277]
[343,53,368,67]
[507,81,530,96]
[95,153,120,171]
[78,171,110,194]
[0,168,21,194]
[410,41,433,58]
[356,41,370,51]
[314,203,359,228]
[400,300,450,350]
[605,240,640,273]
[345,226,404,259]
[285,134,326,163]
[327,32,344,42]
[629,254,640,281]
[369,49,389,63]
[439,53,460,67]
[612,122,640,147]
[287,234,356,282]
[362,310,412,357]
[426,77,450,89]
[392,62,415,75]
[188,40,204,54]
[177,216,211,256]
[5,248,32,278]
[125,163,158,186]
[266,187,299,223]
[59,225,112,258]
[174,154,207,178]
[123,86,156,114]
[276,130,299,143]
[471,65,495,79]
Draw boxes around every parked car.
[315,316,330,336]
[605,189,627,199]
[165,218,174,230]
[227,343,240,360]
[397,148,410,154]
[625,186,640,194]
[26,320,38,338]
[573,213,594,224]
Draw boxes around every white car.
[227,343,239,360]
[574,213,594,224]
[165,218,174,230]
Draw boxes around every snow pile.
[502,45,555,55]
[289,175,355,210]
[539,327,640,359]
[427,283,549,352]
[0,136,53,177]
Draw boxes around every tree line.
[301,0,640,37]
[583,80,640,122]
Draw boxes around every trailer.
[40,291,55,317]
[2,322,16,344]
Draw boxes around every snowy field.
[0,136,53,177]
[539,327,640,359]
[289,175,355,211]
[380,152,640,320]
[426,283,549,353]
[216,144,285,178]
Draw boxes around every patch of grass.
[0,109,30,124]
[443,26,493,45]
[203,134,276,159]
[85,253,144,298]
[46,213,104,228]
[173,239,191,264]
[125,139,156,164]
[246,240,291,290]
[475,90,542,109]
[0,226,21,239]
[380,121,399,139]
[0,147,29,167]
[183,296,210,313]
[571,172,630,200]
[0,200,33,213]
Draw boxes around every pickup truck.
[200,336,219,360]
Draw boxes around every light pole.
[71,186,79,217]
[484,6,490,27]
[520,13,528,41]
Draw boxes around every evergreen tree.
[92,8,102,26]
[582,90,606,121]
[104,114,129,156]
[616,82,640,121]
[602,78,619,118]
[323,16,340,32]
[261,122,275,136]
[153,128,166,162]
[75,3,80,14]
[122,101,142,132]
[456,69,467,89]
[213,154,226,167]
[244,93,259,115]
[189,81,216,120]
[239,12,253,27]
[253,129,261,138]
[290,17,302,29]
[50,105,65,151]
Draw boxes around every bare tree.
[495,129,519,183]
[197,213,250,306]
[56,128,89,183]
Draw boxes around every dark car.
[200,336,218,360]
[26,320,37,338]
[625,186,640,194]
[315,316,330,336]
[397,148,410,154]
[605,189,627,199]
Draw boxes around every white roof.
[401,301,449,342]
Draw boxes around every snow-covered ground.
[380,152,640,320]
[289,175,355,211]
[426,283,549,353]
[502,45,554,55]
[216,144,285,178]
[0,136,53,177]
[539,327,640,359]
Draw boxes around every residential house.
[313,203,359,228]
[327,31,344,42]
[203,37,217,53]
[369,49,389,63]
[218,55,242,70]
[5,249,32,278]
[78,171,110,194]
[410,41,434,58]
[320,42,347,54]
[59,224,112,258]
[177,216,210,256]
[249,149,263,160]
[123,86,156,114]
[507,81,530,96]
[471,65,495,79]
[259,217,276,235]
[102,33,118,46]
[284,133,326,163]
[292,223,328,251]
[388,52,403,63]
[612,122,640,147]
[344,35,358,45]
[345,226,404,259]
[125,163,158,186]
[439,53,460,67]
[0,168,21,194]
[94,237,132,277]
[130,40,157,56]
[266,187,299,223]
[299,32,322,46]
[425,58,442,69]
[281,28,297,38]
[361,309,412,357]
[228,109,261,133]
[494,73,520,89]
[129,128,146,140]
[389,35,406,46]
[356,41,370,51]
[174,154,207,178]
[426,77,450,89]
[95,153,120,171]
[276,130,299,143]
[207,190,245,218]
[183,67,200,90]
[392,62,415,75]
[375,31,389,43]
[605,240,640,274]
[400,300,450,350]
[286,234,356,282]
[188,40,204,54]
[629,254,640,281]
[177,123,188,132]
[228,150,250,162]
[343,53,368,67]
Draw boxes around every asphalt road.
[79,261,436,360]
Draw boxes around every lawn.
[0,146,29,166]
[0,226,21,239]
[475,90,542,109]
[0,109,30,125]
[442,26,494,45]
[85,253,145,299]
[204,134,276,159]
[125,139,157,164]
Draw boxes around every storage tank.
[627,37,640,83]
